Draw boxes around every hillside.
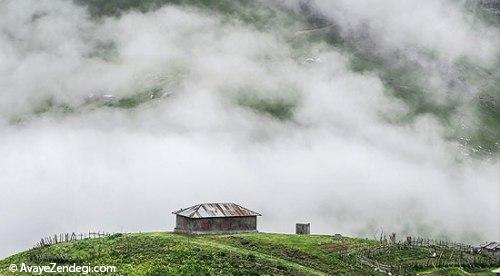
[0,233,498,275]
[8,0,500,156]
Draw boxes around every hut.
[476,241,500,259]
[173,203,261,234]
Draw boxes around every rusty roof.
[479,241,500,251]
[173,203,262,218]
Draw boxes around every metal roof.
[173,203,262,218]
[479,241,500,251]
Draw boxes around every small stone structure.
[173,203,261,234]
[296,223,310,235]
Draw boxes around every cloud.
[287,0,500,63]
[280,0,500,113]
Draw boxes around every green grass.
[1,232,498,276]
[236,95,299,121]
[417,267,496,276]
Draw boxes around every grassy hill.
[0,232,498,275]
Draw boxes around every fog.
[289,0,500,62]
[0,0,499,258]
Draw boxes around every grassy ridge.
[0,233,497,275]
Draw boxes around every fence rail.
[354,235,499,275]
[35,231,111,248]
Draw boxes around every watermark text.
[9,263,116,274]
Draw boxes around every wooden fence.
[35,231,111,248]
[354,236,499,275]
[401,236,474,252]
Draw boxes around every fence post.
[406,236,412,246]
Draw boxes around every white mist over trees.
[0,0,498,258]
